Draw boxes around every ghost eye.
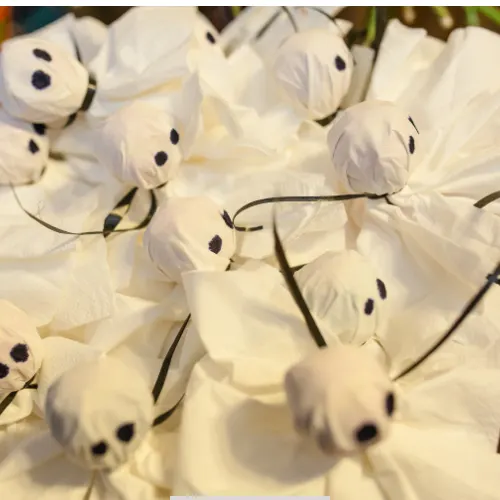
[33,48,52,62]
[91,441,108,456]
[28,139,39,154]
[355,423,378,443]
[10,343,29,363]
[376,279,387,300]
[385,392,395,417]
[31,70,51,90]
[206,32,216,44]
[32,123,46,136]
[0,363,9,379]
[334,55,346,71]
[221,210,233,229]
[409,136,415,154]
[116,422,135,443]
[364,298,374,315]
[170,128,180,145]
[154,151,168,166]
[209,235,222,254]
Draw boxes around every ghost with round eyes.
[272,28,353,121]
[144,196,236,283]
[294,250,390,346]
[45,356,153,470]
[0,108,49,185]
[0,37,90,124]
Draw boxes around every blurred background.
[1,6,499,42]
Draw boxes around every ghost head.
[327,100,418,195]
[96,101,183,189]
[45,357,153,470]
[0,108,49,185]
[272,29,353,121]
[0,37,90,123]
[285,344,395,455]
[294,250,389,345]
[143,196,236,283]
[0,300,43,393]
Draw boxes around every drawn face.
[285,344,395,455]
[0,109,49,185]
[272,28,353,120]
[327,100,419,195]
[144,196,236,283]
[0,37,89,123]
[97,101,183,189]
[45,357,153,470]
[0,300,43,393]
[295,250,389,345]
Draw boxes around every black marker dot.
[91,441,108,456]
[10,343,29,363]
[154,151,168,167]
[28,139,39,154]
[386,392,395,417]
[355,423,378,443]
[335,55,346,71]
[206,32,216,44]
[170,128,179,145]
[33,48,52,62]
[364,298,374,315]
[208,235,222,254]
[221,210,233,229]
[31,70,51,90]
[409,136,415,154]
[376,279,387,300]
[0,363,9,379]
[32,123,46,136]
[408,116,419,134]
[116,422,135,443]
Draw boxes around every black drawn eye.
[116,422,135,443]
[355,423,378,443]
[364,298,374,315]
[32,123,46,136]
[91,441,108,456]
[376,279,387,300]
[209,235,222,254]
[334,55,346,71]
[0,363,9,378]
[154,151,168,166]
[31,70,51,90]
[385,392,395,417]
[33,48,52,62]
[10,343,29,363]
[28,139,39,154]
[206,32,216,44]
[409,136,415,154]
[170,128,179,145]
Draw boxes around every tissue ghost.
[327,100,418,195]
[294,250,390,346]
[285,344,395,455]
[272,28,353,120]
[95,100,183,189]
[0,108,49,185]
[144,196,236,283]
[45,356,153,470]
[0,300,43,393]
[0,37,90,123]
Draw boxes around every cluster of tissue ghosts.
[1,6,500,500]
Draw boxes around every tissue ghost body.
[0,300,43,393]
[0,37,89,123]
[295,250,389,346]
[144,196,236,283]
[45,356,153,470]
[96,101,183,189]
[272,28,353,121]
[327,100,418,195]
[0,109,49,185]
[285,344,395,455]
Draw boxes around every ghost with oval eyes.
[326,98,500,312]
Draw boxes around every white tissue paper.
[0,108,49,186]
